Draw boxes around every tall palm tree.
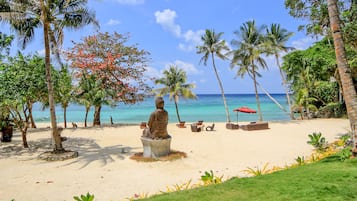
[196,29,231,123]
[265,23,295,120]
[230,20,267,121]
[154,65,197,123]
[327,0,357,155]
[0,0,98,152]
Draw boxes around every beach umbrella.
[233,106,257,123]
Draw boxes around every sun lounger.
[240,121,269,131]
[206,123,215,131]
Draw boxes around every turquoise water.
[32,94,292,124]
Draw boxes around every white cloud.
[291,37,319,50]
[154,9,206,52]
[106,19,121,26]
[164,60,201,75]
[154,9,181,37]
[145,66,161,79]
[113,0,144,5]
[36,49,45,56]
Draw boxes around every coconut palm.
[265,23,295,119]
[196,29,231,123]
[230,20,267,121]
[154,65,197,123]
[0,0,98,152]
[327,0,357,154]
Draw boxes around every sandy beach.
[0,119,351,201]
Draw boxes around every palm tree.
[154,65,197,123]
[230,20,267,121]
[196,29,231,123]
[327,0,357,155]
[265,23,295,120]
[0,0,98,152]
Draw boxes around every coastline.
[0,118,351,201]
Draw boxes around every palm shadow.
[0,136,140,169]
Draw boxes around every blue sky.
[2,0,319,94]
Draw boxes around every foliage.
[307,132,328,152]
[0,32,14,56]
[242,163,271,176]
[200,170,223,185]
[0,0,98,152]
[66,32,152,125]
[281,37,349,117]
[295,156,306,166]
[230,20,268,121]
[73,193,94,201]
[154,65,197,122]
[196,29,231,122]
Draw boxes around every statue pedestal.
[141,136,171,158]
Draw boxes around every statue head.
[155,97,164,109]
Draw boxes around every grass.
[142,156,357,201]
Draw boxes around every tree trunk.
[174,96,181,122]
[211,53,231,122]
[21,125,28,148]
[275,54,295,120]
[63,106,67,128]
[328,0,357,155]
[93,105,101,126]
[84,106,89,127]
[252,70,263,121]
[41,0,63,152]
[28,102,36,128]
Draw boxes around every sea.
[32,94,292,124]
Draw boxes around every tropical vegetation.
[66,32,152,126]
[196,29,231,123]
[154,65,197,123]
[0,0,98,152]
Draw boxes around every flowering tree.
[66,32,152,126]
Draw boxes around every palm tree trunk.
[252,70,263,121]
[328,0,357,155]
[211,53,231,122]
[41,0,63,152]
[275,54,295,120]
[174,96,181,122]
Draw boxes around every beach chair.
[206,123,215,131]
[190,123,201,132]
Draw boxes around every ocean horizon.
[32,93,292,125]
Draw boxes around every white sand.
[0,119,351,201]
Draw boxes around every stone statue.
[142,97,169,139]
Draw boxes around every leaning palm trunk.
[253,77,289,115]
[328,0,357,155]
[211,53,231,122]
[41,0,63,152]
[251,70,263,121]
[275,54,294,120]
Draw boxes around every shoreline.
[0,118,351,201]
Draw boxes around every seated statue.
[142,97,169,139]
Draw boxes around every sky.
[2,0,320,94]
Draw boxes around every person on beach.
[142,97,169,139]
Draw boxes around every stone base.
[38,150,79,161]
[141,136,171,158]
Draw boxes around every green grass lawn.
[143,156,357,201]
